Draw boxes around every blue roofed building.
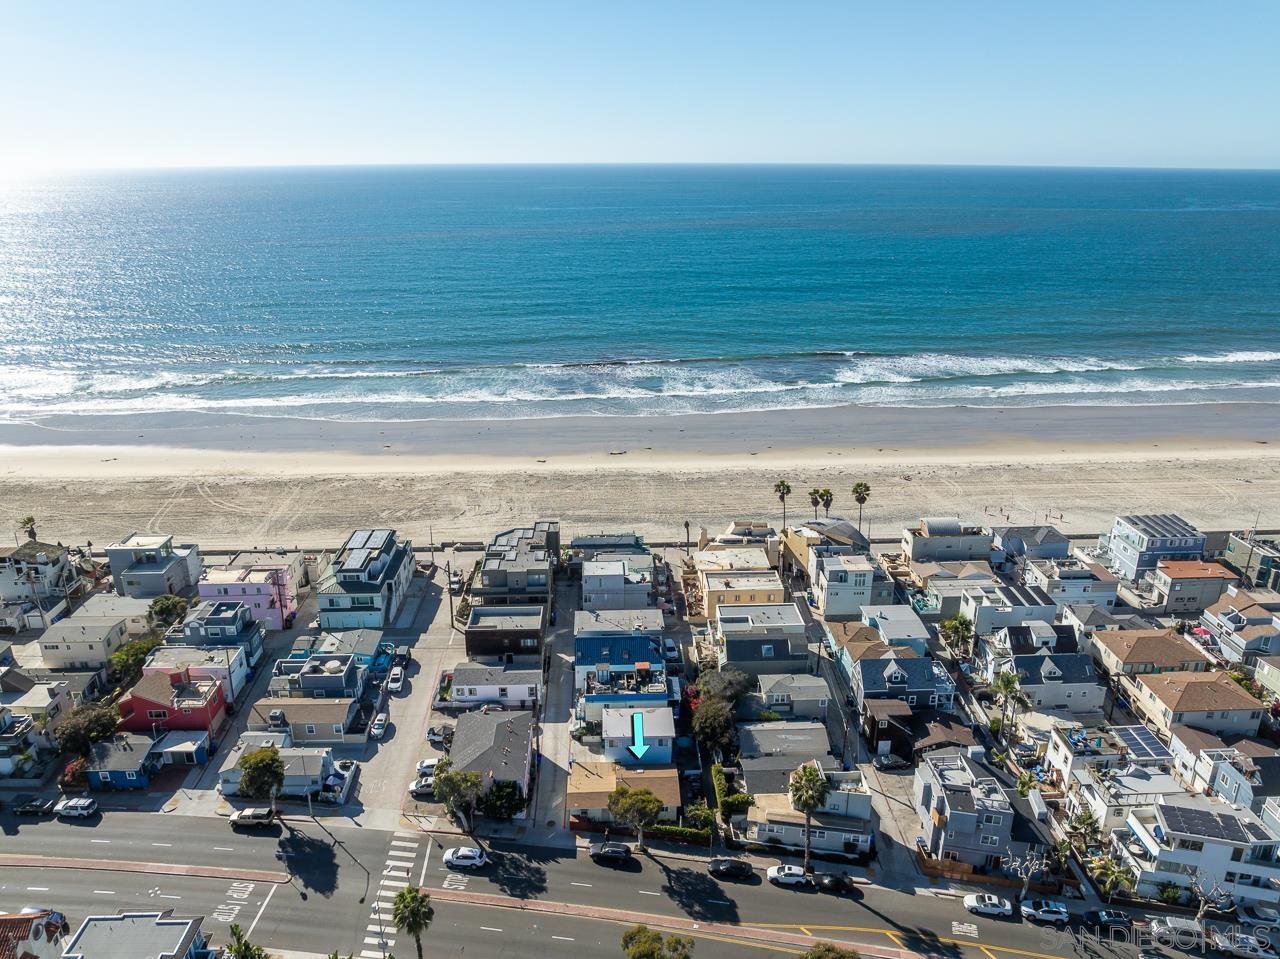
[574,633,661,692]
[851,655,955,713]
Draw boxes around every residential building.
[860,604,931,657]
[1201,587,1280,667]
[1060,603,1161,643]
[170,601,264,666]
[1044,723,1174,790]
[863,702,976,760]
[908,560,995,591]
[70,593,154,637]
[37,615,129,670]
[450,663,542,709]
[753,672,831,721]
[1132,670,1264,739]
[901,517,993,565]
[247,697,364,746]
[105,533,201,598]
[601,705,674,766]
[20,666,102,708]
[1186,740,1280,815]
[700,570,785,620]
[464,606,546,662]
[1065,764,1187,831]
[0,703,41,777]
[744,762,875,855]
[691,546,772,576]
[827,620,916,683]
[1225,533,1280,592]
[1255,656,1280,700]
[62,910,217,959]
[1012,652,1104,712]
[0,667,69,732]
[219,731,334,798]
[1140,560,1240,616]
[198,564,296,630]
[714,603,812,677]
[450,710,535,802]
[738,720,835,795]
[226,548,308,594]
[975,621,1078,684]
[814,554,878,619]
[582,551,656,611]
[990,525,1071,564]
[914,748,1032,868]
[1024,558,1118,608]
[959,582,1056,636]
[472,522,559,607]
[1098,514,1206,582]
[573,633,664,693]
[85,733,164,790]
[288,628,385,669]
[573,608,664,640]
[269,652,368,701]
[118,668,227,737]
[315,528,414,629]
[699,520,781,568]
[850,655,955,713]
[567,762,682,824]
[913,567,999,621]
[1115,795,1280,907]
[1087,628,1209,679]
[0,908,66,959]
[568,533,647,561]
[0,540,79,604]
[144,645,250,702]
[779,518,870,585]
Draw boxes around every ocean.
[2,164,1279,424]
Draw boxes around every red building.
[118,667,227,738]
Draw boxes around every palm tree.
[1016,770,1039,797]
[808,488,822,521]
[1091,855,1134,903]
[850,483,871,534]
[18,515,36,541]
[1048,837,1074,875]
[1066,810,1102,851]
[990,670,1023,739]
[939,614,975,659]
[774,479,792,528]
[788,761,830,875]
[819,488,834,517]
[225,925,268,959]
[391,886,432,959]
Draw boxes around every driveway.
[862,762,926,890]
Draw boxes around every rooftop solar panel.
[368,529,392,552]
[347,529,372,550]
[341,547,370,571]
[1114,725,1172,760]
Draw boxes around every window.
[878,720,888,729]
[818,698,829,708]
[333,724,343,734]
[907,696,917,705]
[761,645,774,658]
[305,724,316,734]
[100,771,111,782]
[126,771,137,780]
[528,686,537,698]
[982,814,1002,826]
[147,709,168,720]
[981,835,1000,847]
[1180,839,1205,852]
[811,830,827,840]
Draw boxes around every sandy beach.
[2,402,1278,549]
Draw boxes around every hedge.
[721,794,755,819]
[710,764,729,811]
[649,824,712,845]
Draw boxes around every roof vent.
[324,660,344,674]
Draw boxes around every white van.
[1151,916,1204,950]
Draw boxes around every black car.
[1084,910,1132,930]
[708,858,754,880]
[816,873,854,895]
[12,795,56,816]
[588,842,633,863]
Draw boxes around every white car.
[1242,906,1280,928]
[443,846,488,869]
[408,776,434,798]
[662,638,681,662]
[1212,932,1278,959]
[1020,900,1070,926]
[369,713,389,739]
[387,667,405,693]
[766,864,809,886]
[53,797,98,819]
[964,894,1013,917]
[415,757,441,776]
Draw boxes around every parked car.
[369,713,389,740]
[1211,932,1278,959]
[964,894,1013,917]
[766,865,810,886]
[416,757,441,776]
[662,638,681,662]
[229,807,276,829]
[707,858,754,880]
[427,725,453,747]
[11,795,55,816]
[387,667,405,693]
[815,873,854,895]
[589,842,633,864]
[408,776,435,799]
[1242,906,1280,928]
[53,797,98,819]
[443,846,488,869]
[872,754,910,771]
[1084,910,1132,931]
[448,571,464,594]
[1020,900,1070,926]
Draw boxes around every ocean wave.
[1179,351,1280,365]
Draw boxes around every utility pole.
[1241,509,1263,588]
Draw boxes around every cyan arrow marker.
[627,711,650,760]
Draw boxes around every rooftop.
[0,539,67,563]
[991,525,1070,547]
[145,645,242,671]
[1118,513,1202,540]
[450,710,535,784]
[758,672,830,699]
[602,705,675,739]
[704,570,783,590]
[1157,559,1239,581]
[716,603,804,633]
[574,608,664,636]
[692,547,772,573]
[567,761,681,809]
[574,633,658,668]
[738,720,831,759]
[1137,670,1262,713]
[452,663,542,688]
[87,733,159,772]
[62,910,206,959]
[466,605,545,631]
[73,593,154,620]
[1093,628,1208,668]
[863,604,929,640]
[1156,794,1272,844]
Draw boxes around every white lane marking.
[391,839,418,848]
[158,894,181,900]
[213,846,234,852]
[90,839,111,844]
[571,881,593,887]
[419,838,433,887]
[245,882,276,940]
[638,890,660,896]
[394,831,419,839]
[386,849,416,860]
[360,953,383,959]
[26,886,49,891]
[92,890,116,895]
[553,936,575,941]
[952,921,979,938]
[380,879,408,888]
[481,926,504,932]
[152,842,172,847]
[365,936,396,946]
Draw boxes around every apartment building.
[1098,514,1206,582]
[106,533,202,598]
[315,528,414,629]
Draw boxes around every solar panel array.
[1160,802,1267,844]
[1114,725,1173,761]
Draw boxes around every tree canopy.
[801,945,860,959]
[620,924,694,959]
[237,745,285,800]
[608,786,664,847]
[391,885,432,959]
[53,702,119,757]
[109,636,164,685]
[696,666,751,704]
[148,594,189,626]
[432,759,485,824]
[691,697,735,755]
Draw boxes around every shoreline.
[2,402,1278,549]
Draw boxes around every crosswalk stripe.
[386,849,417,859]
[365,936,396,945]
[394,830,419,839]
[390,839,419,848]
[380,879,408,888]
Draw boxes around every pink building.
[198,565,296,631]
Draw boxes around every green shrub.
[710,763,729,810]
[684,799,715,831]
[721,793,755,821]
[648,824,712,845]
[757,710,782,722]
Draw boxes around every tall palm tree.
[1066,810,1102,851]
[1091,855,1134,903]
[392,886,432,959]
[788,761,831,875]
[819,488,834,517]
[850,483,871,534]
[990,669,1021,736]
[774,480,792,529]
[225,925,268,959]
[940,614,975,659]
[807,488,822,521]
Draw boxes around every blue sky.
[2,1,1277,170]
